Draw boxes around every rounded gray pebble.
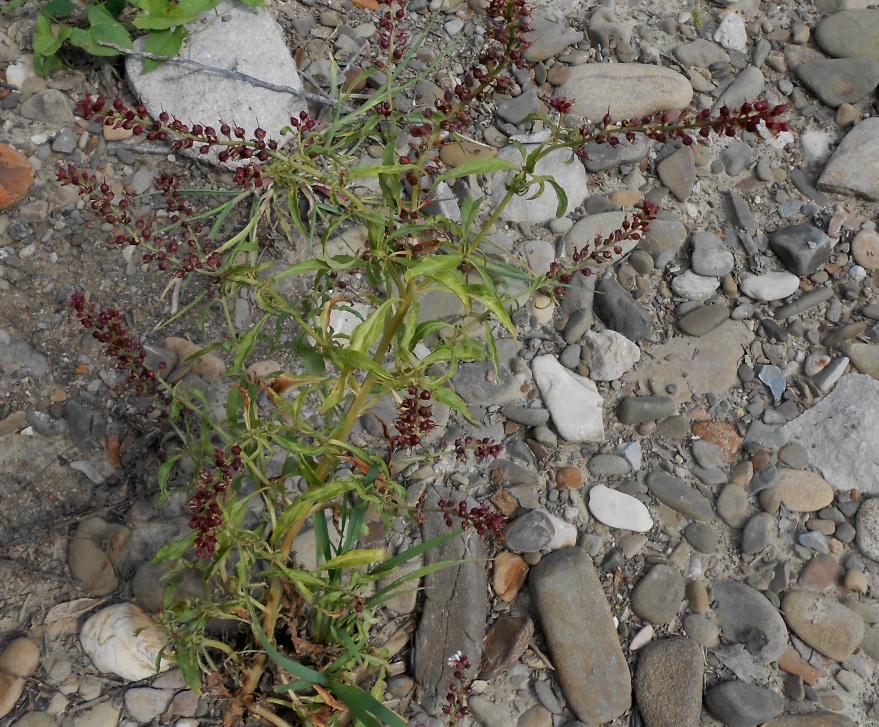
[684,522,719,553]
[533,679,562,714]
[778,442,809,469]
[587,454,631,477]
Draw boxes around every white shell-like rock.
[532,354,604,442]
[588,485,653,532]
[80,603,172,681]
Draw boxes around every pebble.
[704,681,785,727]
[769,224,833,276]
[720,142,753,176]
[646,471,714,522]
[714,66,766,112]
[716,484,751,528]
[504,509,576,553]
[522,15,583,63]
[690,232,735,277]
[852,226,879,270]
[532,355,603,442]
[742,512,775,553]
[856,497,879,561]
[657,146,696,202]
[68,516,131,596]
[683,613,719,648]
[815,9,879,62]
[678,303,730,336]
[587,454,630,477]
[818,117,879,201]
[80,603,172,681]
[843,342,879,380]
[580,133,649,173]
[740,271,802,301]
[588,485,652,532]
[0,638,40,719]
[799,554,840,591]
[530,548,631,724]
[782,591,865,661]
[0,144,35,211]
[618,396,675,425]
[671,269,721,299]
[556,64,692,123]
[634,637,703,727]
[594,276,652,341]
[795,57,879,108]
[714,11,748,52]
[630,564,685,625]
[583,330,640,380]
[712,580,789,662]
[674,39,730,68]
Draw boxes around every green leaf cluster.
[32,0,264,76]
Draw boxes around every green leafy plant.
[59,0,789,722]
[32,0,264,76]
[691,3,703,30]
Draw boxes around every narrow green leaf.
[328,680,407,727]
[429,269,471,311]
[318,548,391,572]
[434,156,518,184]
[545,176,569,218]
[173,643,203,693]
[246,596,328,687]
[348,298,398,354]
[431,386,470,418]
[369,530,460,577]
[404,253,462,283]
[485,324,500,378]
[153,532,197,564]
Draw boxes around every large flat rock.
[413,485,488,714]
[817,118,879,201]
[557,63,692,123]
[126,1,306,168]
[782,373,879,494]
[530,547,631,724]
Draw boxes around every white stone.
[783,373,879,494]
[543,511,579,550]
[588,485,653,532]
[739,272,800,301]
[800,130,836,164]
[125,1,306,169]
[620,441,643,471]
[585,330,641,381]
[5,56,35,90]
[565,212,639,262]
[713,12,748,52]
[80,603,172,681]
[629,624,655,651]
[532,354,604,442]
[487,145,588,224]
[529,294,556,326]
[328,301,372,343]
[671,269,721,300]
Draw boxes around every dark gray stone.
[618,396,676,425]
[684,521,719,553]
[19,89,74,123]
[815,9,879,62]
[63,399,106,449]
[678,303,729,336]
[769,224,833,276]
[414,485,488,715]
[530,548,631,725]
[711,580,788,662]
[704,682,784,727]
[497,88,544,125]
[646,471,714,522]
[742,512,775,554]
[657,146,696,201]
[634,637,703,727]
[720,142,753,176]
[631,564,685,625]
[581,133,649,173]
[795,57,879,108]
[500,406,550,427]
[504,510,554,553]
[0,340,49,378]
[587,454,631,477]
[594,276,652,341]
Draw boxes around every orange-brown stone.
[691,421,742,464]
[0,143,35,210]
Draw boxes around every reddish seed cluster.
[390,387,436,450]
[74,94,283,189]
[546,201,659,296]
[58,166,225,293]
[575,100,790,150]
[452,435,502,462]
[188,445,243,560]
[70,292,171,414]
[442,651,474,720]
[375,0,411,66]
[437,498,505,538]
